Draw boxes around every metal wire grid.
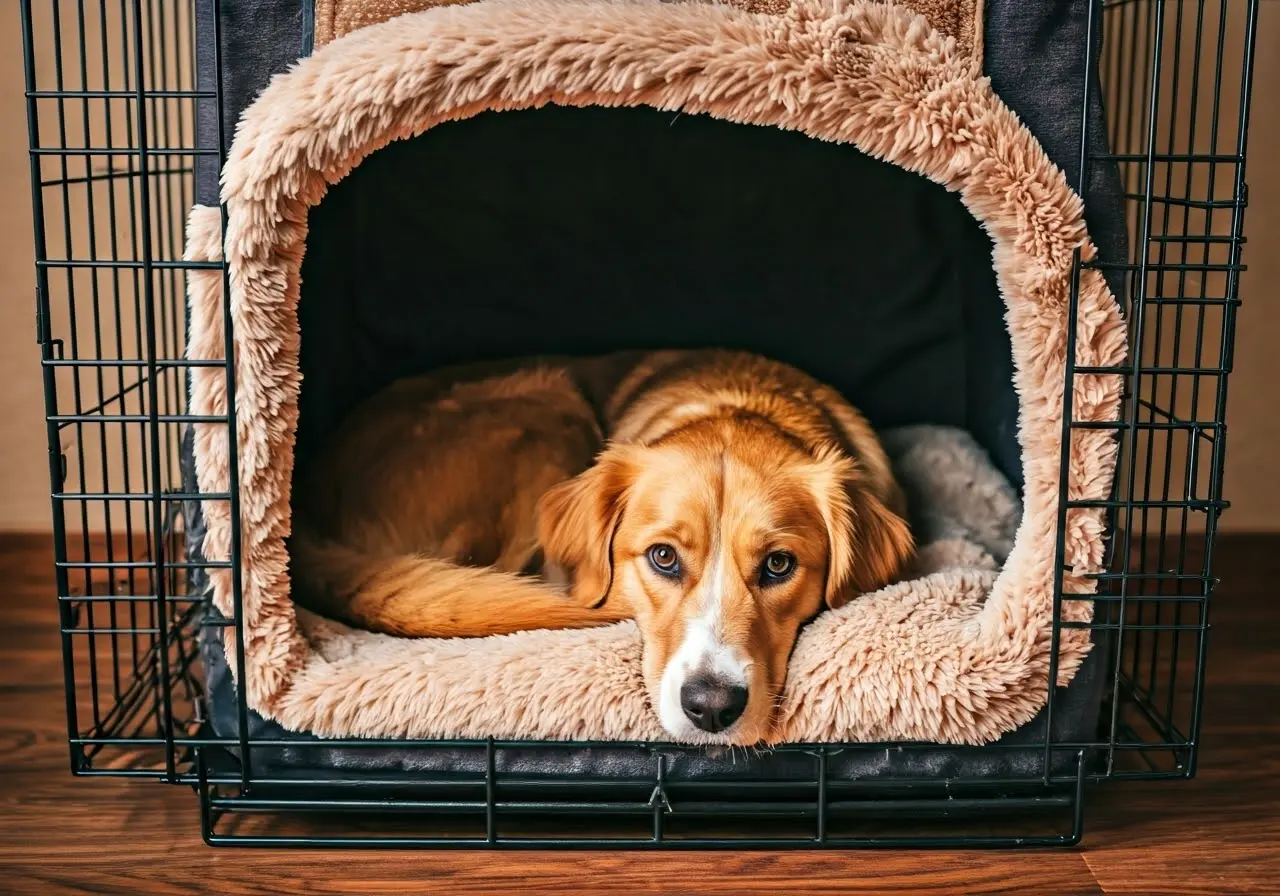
[22,0,207,780]
[19,0,1258,847]
[1078,0,1257,781]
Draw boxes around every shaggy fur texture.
[185,0,1127,745]
[295,426,1021,743]
[314,0,984,65]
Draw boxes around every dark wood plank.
[2,534,1278,894]
[1081,535,1280,895]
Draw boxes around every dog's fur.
[292,350,914,743]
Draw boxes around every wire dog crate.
[21,0,1258,848]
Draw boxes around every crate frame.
[19,0,1259,847]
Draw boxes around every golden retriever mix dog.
[291,350,914,744]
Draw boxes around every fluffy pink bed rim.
[184,0,1127,745]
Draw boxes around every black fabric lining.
[293,105,1008,486]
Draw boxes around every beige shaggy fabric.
[314,0,984,66]
[185,0,1127,745]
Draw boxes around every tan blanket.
[315,0,985,67]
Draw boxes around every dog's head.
[537,415,913,745]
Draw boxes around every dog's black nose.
[680,676,748,733]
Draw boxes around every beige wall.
[1222,3,1280,529]
[0,11,47,531]
[1,3,187,536]
[0,3,1276,532]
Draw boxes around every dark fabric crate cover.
[181,0,1129,783]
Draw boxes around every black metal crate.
[19,0,1258,847]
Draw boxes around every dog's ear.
[537,447,640,608]
[809,451,915,610]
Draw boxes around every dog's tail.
[289,532,628,638]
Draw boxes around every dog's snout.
[679,675,748,733]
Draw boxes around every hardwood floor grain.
[0,533,1276,894]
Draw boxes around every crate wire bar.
[20,0,1259,847]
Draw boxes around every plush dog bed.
[196,424,1113,776]
[184,0,1127,763]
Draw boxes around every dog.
[291,350,914,744]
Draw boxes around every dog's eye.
[760,551,796,582]
[647,544,680,577]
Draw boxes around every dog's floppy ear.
[536,446,640,608]
[809,450,915,610]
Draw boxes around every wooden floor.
[0,534,1277,895]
